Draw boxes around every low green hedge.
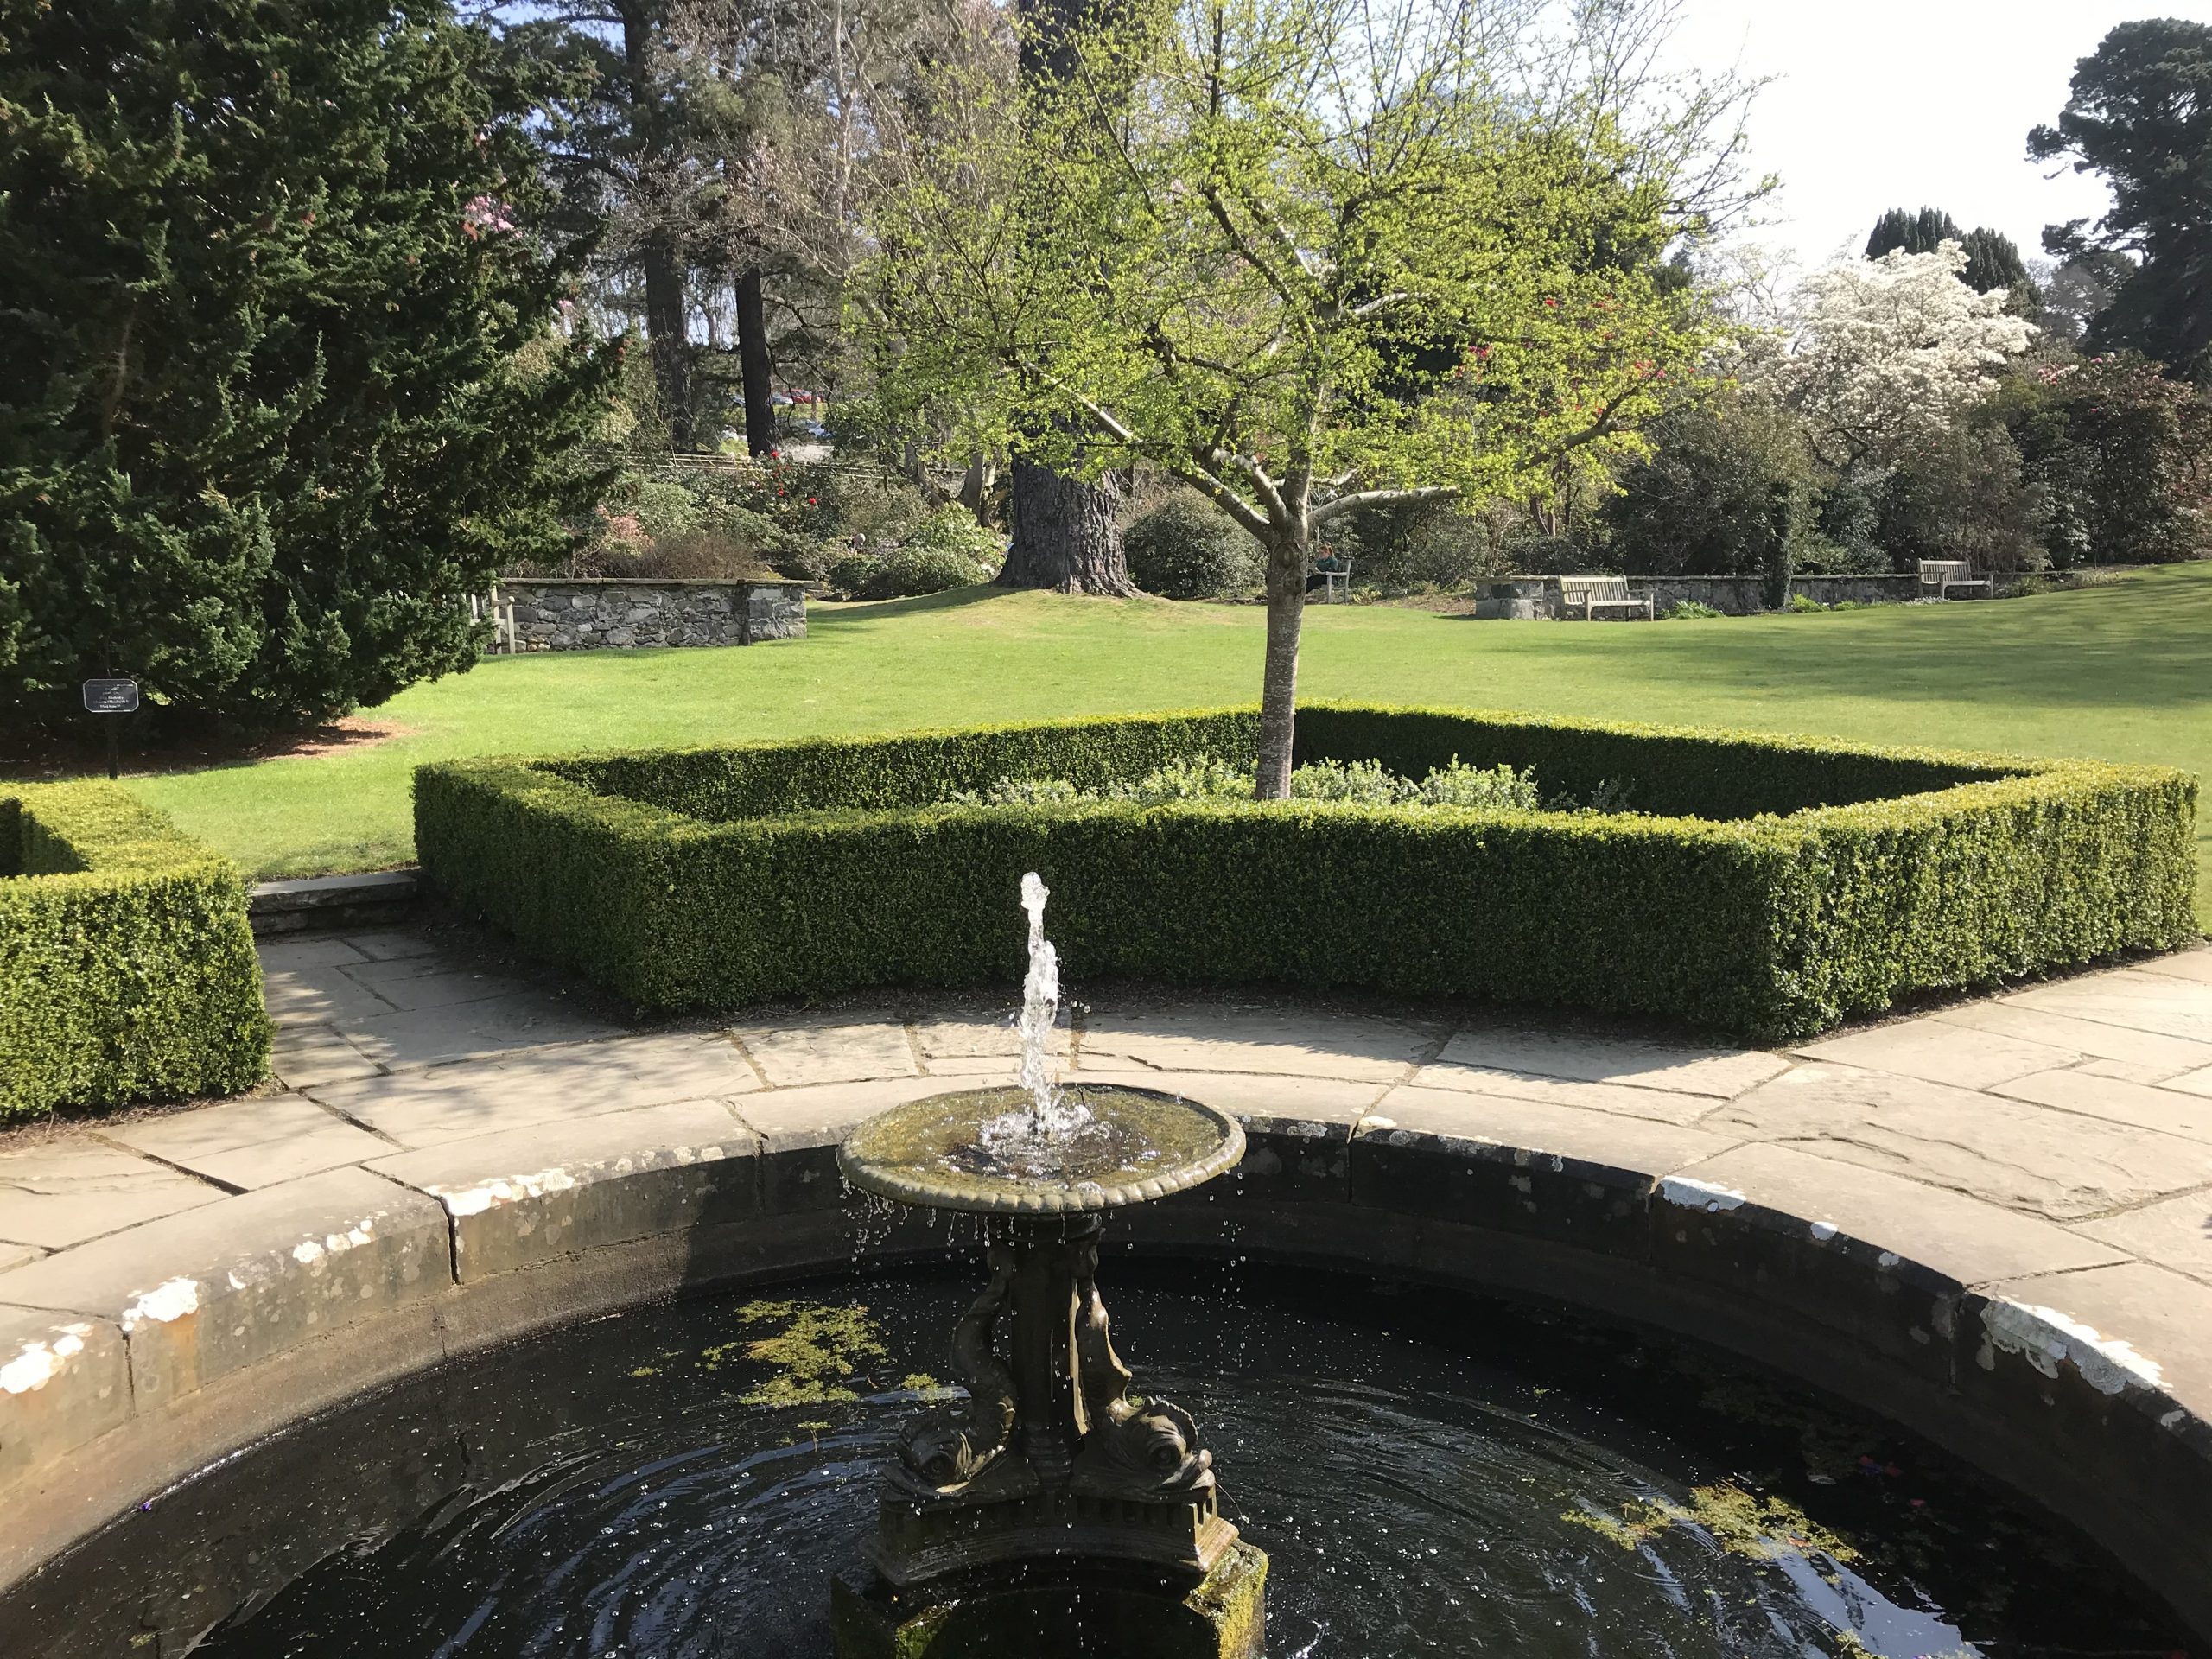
[1,783,270,1120]
[416,705,2198,1040]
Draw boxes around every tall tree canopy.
[1865,206,1964,259]
[0,0,615,736]
[1866,207,2032,307]
[866,0,1755,791]
[2031,19,2212,380]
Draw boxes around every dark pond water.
[5,1263,2195,1658]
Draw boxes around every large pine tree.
[2032,20,2212,381]
[0,0,615,737]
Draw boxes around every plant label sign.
[82,678,140,715]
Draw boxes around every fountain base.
[830,1541,1268,1659]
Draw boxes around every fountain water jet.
[831,874,1266,1658]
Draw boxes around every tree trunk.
[1255,540,1307,798]
[958,454,997,526]
[1001,0,1133,593]
[641,238,691,450]
[735,265,775,458]
[1001,455,1133,594]
[620,2,691,452]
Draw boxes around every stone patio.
[6,922,2212,1626]
[9,921,2212,1326]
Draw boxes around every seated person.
[1305,550,1350,594]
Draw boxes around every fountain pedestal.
[835,1084,1265,1659]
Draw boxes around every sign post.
[81,678,139,779]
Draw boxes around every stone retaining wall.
[499,577,806,651]
[1789,574,1925,606]
[1475,573,1942,618]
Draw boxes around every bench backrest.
[1918,559,1973,582]
[1560,575,1630,600]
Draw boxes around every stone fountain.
[831,875,1268,1658]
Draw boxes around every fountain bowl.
[837,1084,1245,1215]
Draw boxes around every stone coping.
[4,935,2212,1637]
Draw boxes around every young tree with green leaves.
[865,0,1753,792]
[1,0,615,738]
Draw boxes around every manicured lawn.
[129,565,2212,925]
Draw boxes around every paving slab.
[2136,947,2212,986]
[338,991,626,1070]
[1935,1002,2212,1077]
[0,1140,223,1250]
[0,1166,448,1405]
[912,1013,1070,1079]
[1993,1068,2212,1144]
[2166,1066,2212,1102]
[0,1306,130,1490]
[268,1024,384,1089]
[258,964,400,1029]
[100,1097,395,1191]
[255,937,372,974]
[0,1243,42,1274]
[728,1016,918,1086]
[2001,970,2212,1044]
[2073,1186,2212,1287]
[1711,1063,2212,1222]
[1402,1063,1717,1126]
[335,930,445,963]
[1076,1069,1386,1130]
[305,1033,759,1146]
[333,962,542,1013]
[2075,1058,2196,1087]
[1433,1025,1787,1098]
[1357,1085,1738,1178]
[1796,1017,2080,1090]
[1661,1141,2130,1287]
[368,1099,757,1281]
[1079,1005,1437,1081]
[728,1076,958,1153]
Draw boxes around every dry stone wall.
[1478,574,1943,618]
[499,579,805,652]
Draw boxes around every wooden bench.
[1318,560,1353,603]
[1918,559,1991,600]
[1558,575,1654,620]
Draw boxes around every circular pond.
[4,1264,2192,1658]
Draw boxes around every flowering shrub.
[1747,242,2036,469]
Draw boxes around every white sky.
[1657,0,2212,272]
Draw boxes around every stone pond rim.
[837,1084,1247,1214]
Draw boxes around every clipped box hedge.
[415,705,2198,1041]
[1,783,270,1121]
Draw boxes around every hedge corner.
[0,781,271,1122]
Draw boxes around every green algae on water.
[700,1299,890,1408]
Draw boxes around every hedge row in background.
[416,705,2198,1040]
[1,783,270,1121]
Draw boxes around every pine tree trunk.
[619,2,691,452]
[1255,537,1307,798]
[1001,456,1134,594]
[735,265,774,458]
[642,238,691,450]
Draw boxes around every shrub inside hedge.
[1,783,270,1121]
[415,705,2197,1040]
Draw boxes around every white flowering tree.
[1750,242,2036,470]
